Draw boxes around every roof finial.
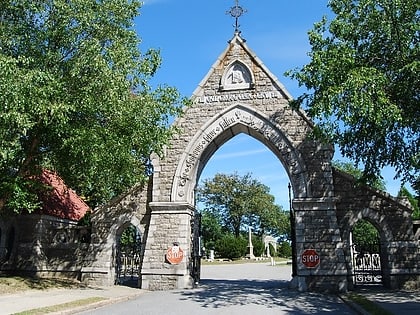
[227,0,247,33]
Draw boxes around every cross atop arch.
[227,0,247,33]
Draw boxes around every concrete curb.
[47,292,145,315]
[338,295,371,315]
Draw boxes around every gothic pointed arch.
[171,103,310,204]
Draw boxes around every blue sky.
[135,0,406,209]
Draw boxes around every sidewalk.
[353,287,420,315]
[0,285,144,315]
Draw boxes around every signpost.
[301,249,320,268]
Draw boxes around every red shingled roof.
[37,169,90,221]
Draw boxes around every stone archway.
[171,103,311,205]
[334,169,419,290]
[81,184,150,287]
[85,33,418,292]
[140,33,344,291]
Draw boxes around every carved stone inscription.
[175,108,302,198]
[194,91,281,104]
[222,62,252,90]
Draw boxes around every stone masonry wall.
[333,169,419,289]
[154,34,335,206]
[140,202,194,290]
[292,198,348,292]
[81,183,149,286]
[0,214,89,279]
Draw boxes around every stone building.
[0,170,90,278]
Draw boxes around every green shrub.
[215,234,247,259]
[269,243,277,257]
[252,235,264,257]
[278,241,292,258]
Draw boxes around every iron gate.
[190,211,202,285]
[115,227,142,286]
[351,243,382,285]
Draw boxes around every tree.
[0,0,186,213]
[287,0,419,187]
[352,219,380,253]
[197,172,289,238]
[214,234,247,260]
[398,186,420,220]
[333,161,386,190]
[200,209,224,251]
[278,241,292,258]
[119,224,141,254]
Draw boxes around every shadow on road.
[177,278,353,314]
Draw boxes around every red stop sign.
[166,245,184,265]
[301,249,320,268]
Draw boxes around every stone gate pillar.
[291,198,348,292]
[141,202,194,290]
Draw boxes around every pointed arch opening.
[350,218,383,286]
[194,133,293,284]
[171,104,310,205]
[115,223,142,287]
[199,133,291,210]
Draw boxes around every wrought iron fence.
[0,247,8,263]
[115,252,141,285]
[351,244,382,285]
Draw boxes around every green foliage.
[287,0,419,187]
[352,219,380,253]
[251,235,264,257]
[119,225,141,253]
[398,187,420,219]
[0,175,41,213]
[268,243,277,257]
[77,210,92,227]
[198,172,292,259]
[333,160,386,190]
[215,234,247,260]
[277,241,292,258]
[0,0,186,213]
[200,209,224,250]
[197,172,289,238]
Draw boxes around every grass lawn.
[0,276,84,294]
[12,297,106,315]
[201,256,291,265]
[346,293,393,315]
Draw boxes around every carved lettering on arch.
[175,108,303,199]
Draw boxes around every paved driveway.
[79,262,355,315]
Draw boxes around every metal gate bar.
[351,244,382,285]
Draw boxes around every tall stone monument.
[246,227,255,259]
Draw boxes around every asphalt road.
[78,262,356,315]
